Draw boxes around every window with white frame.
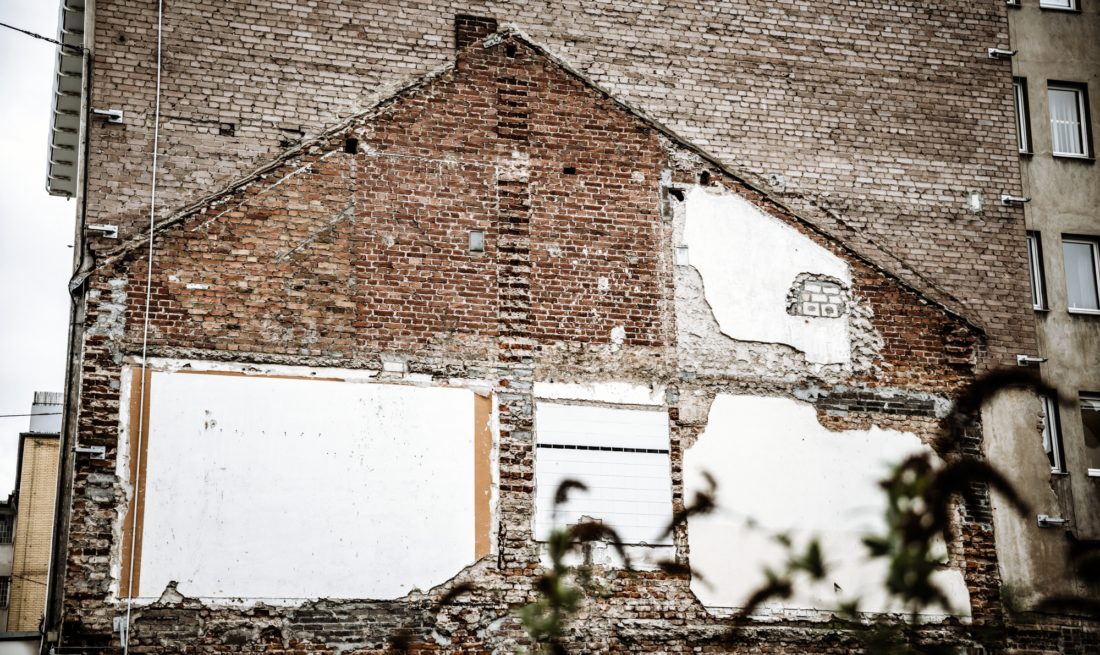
[1048,84,1091,157]
[1014,78,1031,153]
[1081,395,1100,477]
[1041,395,1066,473]
[1040,0,1077,9]
[1027,232,1046,310]
[1063,237,1100,312]
[534,402,673,545]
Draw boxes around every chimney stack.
[455,14,498,50]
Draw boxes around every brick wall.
[47,30,1064,653]
[84,0,1034,368]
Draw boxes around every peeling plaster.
[668,186,881,381]
[684,394,971,617]
[85,278,128,343]
[681,186,852,364]
[533,381,666,406]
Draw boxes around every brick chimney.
[455,14,498,50]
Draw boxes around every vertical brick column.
[494,69,538,570]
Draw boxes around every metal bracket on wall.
[92,108,124,124]
[1037,514,1069,528]
[85,224,118,239]
[113,616,129,649]
[74,445,106,459]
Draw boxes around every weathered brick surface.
[84,0,1035,369]
[53,31,1094,654]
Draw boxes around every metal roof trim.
[45,0,86,198]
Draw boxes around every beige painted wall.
[7,436,59,632]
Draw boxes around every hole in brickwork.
[786,273,849,318]
[344,137,359,154]
[563,166,577,175]
[469,230,486,253]
[505,43,517,58]
[219,123,236,137]
[699,171,711,185]
[669,188,685,202]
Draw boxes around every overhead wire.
[0,413,62,419]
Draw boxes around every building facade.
[974,0,1100,614]
[9,393,62,634]
[42,1,1098,653]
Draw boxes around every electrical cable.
[0,413,62,419]
[0,20,83,53]
[121,1,164,653]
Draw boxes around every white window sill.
[1052,152,1093,161]
[1067,308,1100,316]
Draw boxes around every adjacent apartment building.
[978,0,1100,610]
[40,1,1098,653]
[0,393,63,655]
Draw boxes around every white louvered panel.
[534,403,673,545]
[535,402,670,450]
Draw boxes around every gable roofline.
[76,26,984,337]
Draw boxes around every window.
[1082,395,1100,477]
[0,577,9,609]
[1042,395,1066,473]
[534,401,673,545]
[1048,84,1091,157]
[1040,0,1077,9]
[0,516,11,544]
[1063,237,1100,312]
[1027,232,1046,310]
[1014,78,1032,153]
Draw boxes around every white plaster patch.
[683,394,970,617]
[682,187,852,364]
[134,369,482,601]
[533,381,666,406]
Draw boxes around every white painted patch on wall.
[682,187,852,364]
[533,381,666,406]
[683,394,971,617]
[133,369,484,601]
[534,402,673,545]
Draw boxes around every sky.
[0,1,76,495]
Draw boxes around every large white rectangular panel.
[134,369,478,601]
[534,403,672,545]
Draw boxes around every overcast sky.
[0,1,75,495]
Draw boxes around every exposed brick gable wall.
[84,0,1034,368]
[60,38,1004,654]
